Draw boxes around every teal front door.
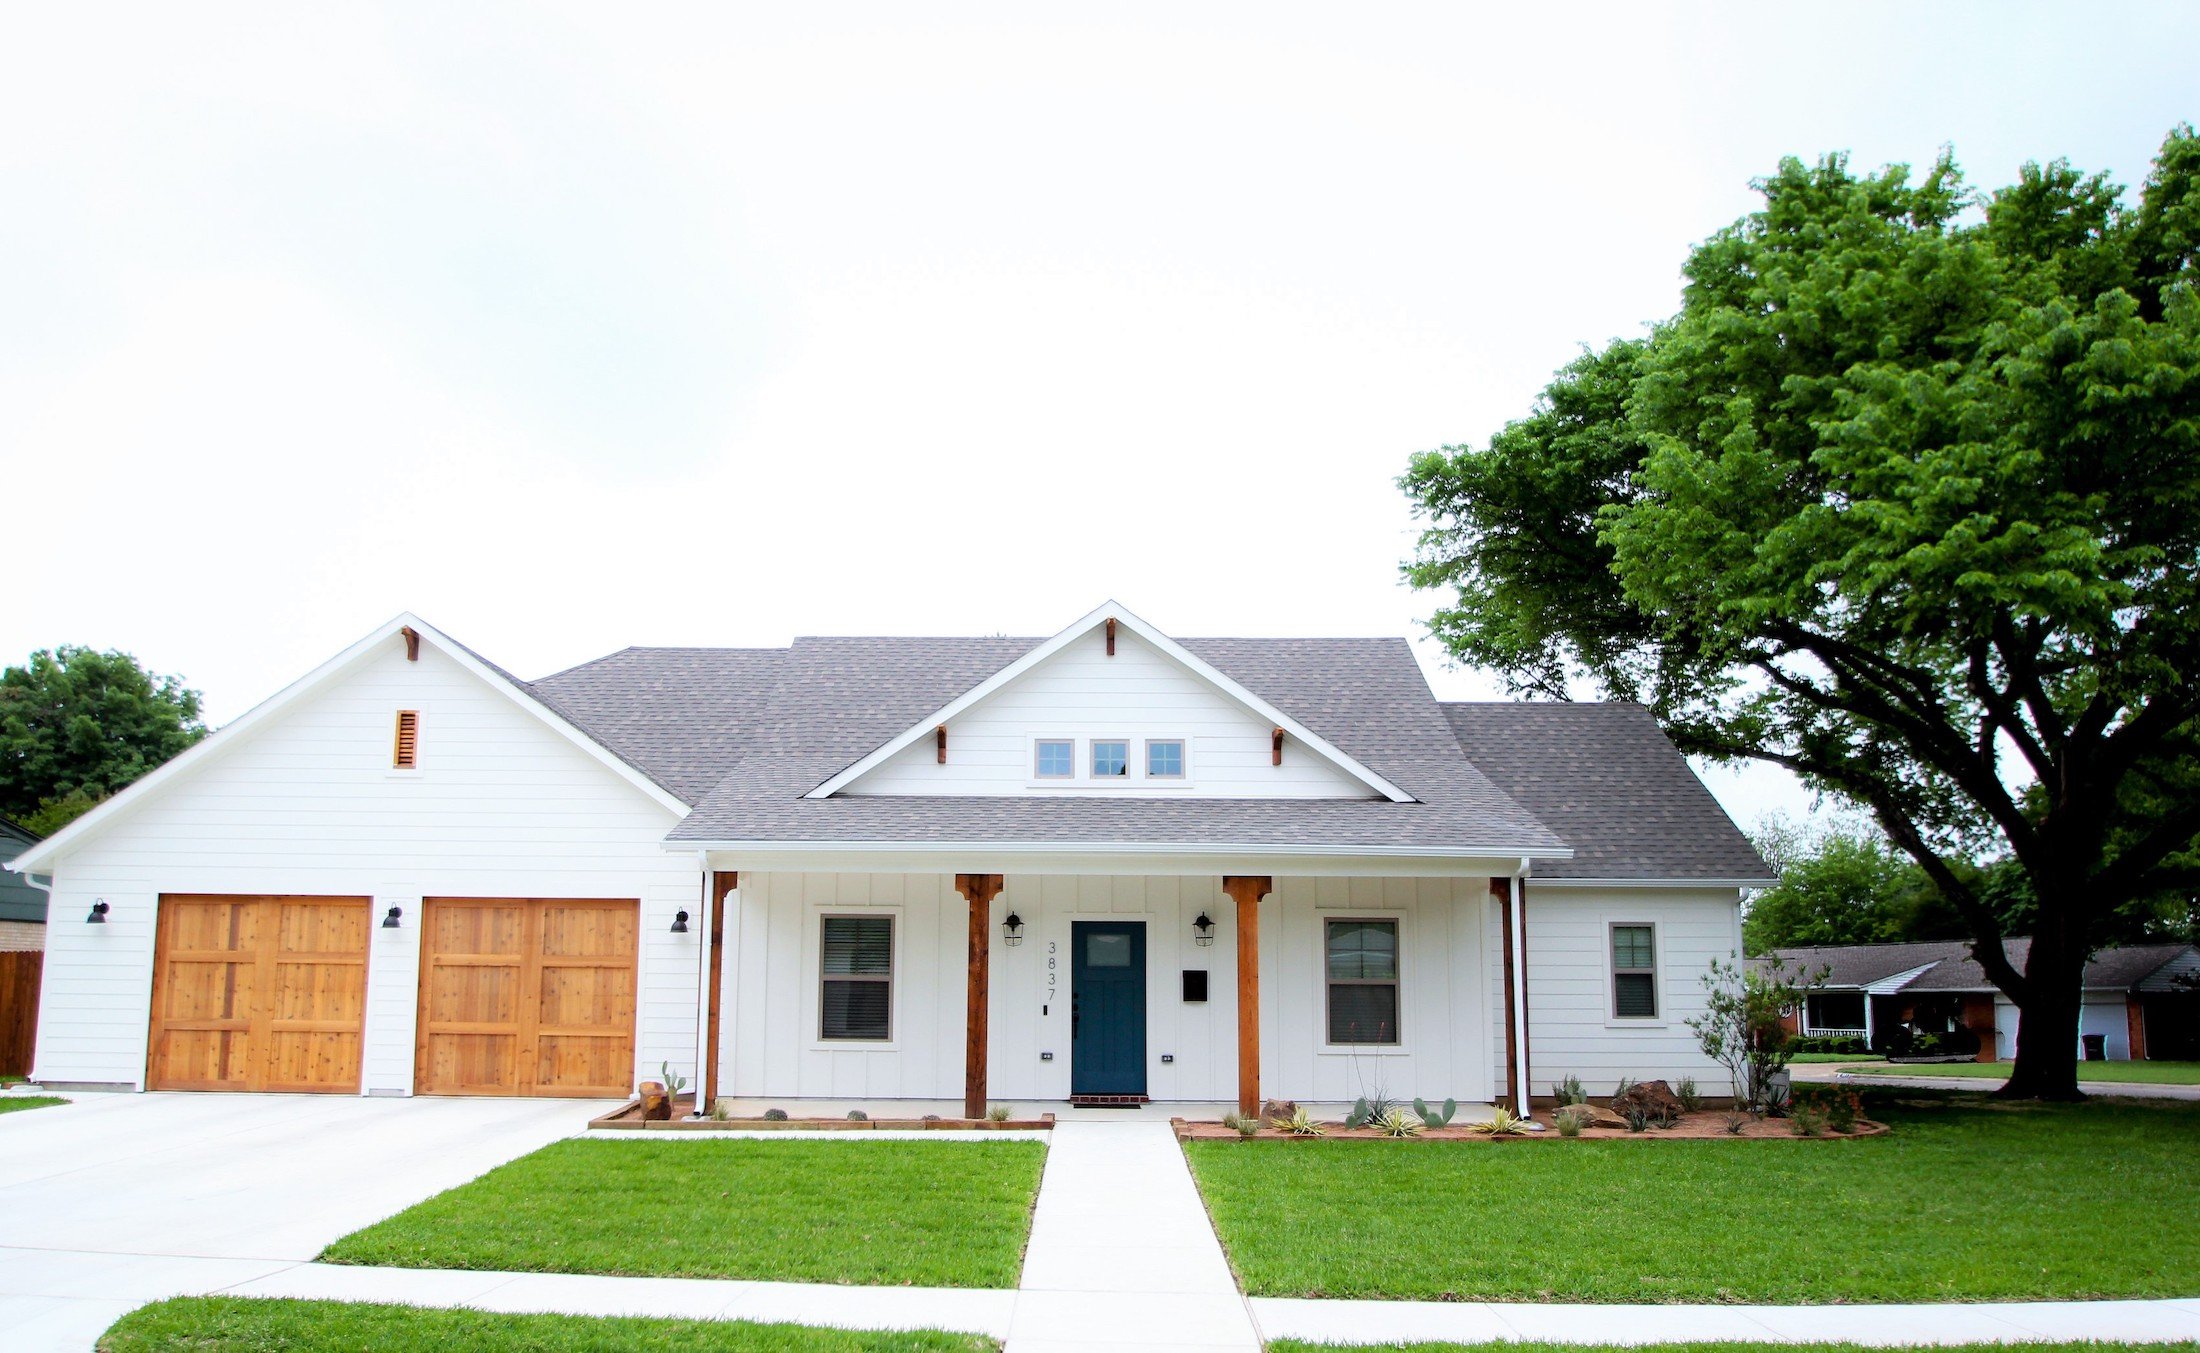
[1071,921,1147,1096]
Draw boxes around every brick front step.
[1068,1093,1151,1107]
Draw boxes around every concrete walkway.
[1009,1120,1258,1352]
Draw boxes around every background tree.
[1404,126,2200,1100]
[1743,820,1937,954]
[0,647,208,837]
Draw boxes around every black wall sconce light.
[87,899,110,925]
[1002,911,1024,946]
[1192,911,1215,946]
[382,906,403,929]
[670,909,691,934]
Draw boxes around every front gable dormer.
[809,602,1411,801]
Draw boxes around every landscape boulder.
[1610,1079,1686,1123]
[1260,1099,1299,1122]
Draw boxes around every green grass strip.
[99,1296,996,1351]
[0,1095,68,1114]
[1190,1099,2200,1302]
[322,1137,1045,1288]
[1857,1060,2200,1084]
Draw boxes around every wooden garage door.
[148,895,370,1093]
[416,898,638,1097]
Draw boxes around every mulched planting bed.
[590,1099,1055,1131]
[1174,1110,1885,1141]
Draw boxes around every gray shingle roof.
[516,632,1760,872]
[660,636,1567,854]
[1442,702,1770,881]
[1771,938,2200,993]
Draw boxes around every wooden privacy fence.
[0,950,42,1078]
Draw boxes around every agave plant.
[1271,1106,1325,1137]
[1369,1107,1422,1138]
[1412,1096,1458,1128]
[1469,1105,1533,1136]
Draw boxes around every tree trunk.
[1998,926,2087,1102]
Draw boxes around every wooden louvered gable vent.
[392,710,420,769]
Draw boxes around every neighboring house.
[7,604,1769,1114]
[0,817,45,951]
[1773,938,2200,1062]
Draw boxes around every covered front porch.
[686,855,1536,1119]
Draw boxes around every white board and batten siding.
[846,627,1369,798]
[30,640,701,1092]
[1514,886,1743,1095]
[720,871,1498,1106]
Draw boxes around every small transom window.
[1035,740,1074,778]
[1146,739,1184,778]
[1611,923,1657,1019]
[1091,740,1129,777]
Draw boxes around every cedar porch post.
[702,871,735,1110]
[954,873,1005,1119]
[1223,876,1272,1116]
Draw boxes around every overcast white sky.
[4,3,2195,831]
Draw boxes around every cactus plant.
[1412,1096,1458,1128]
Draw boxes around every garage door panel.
[418,898,637,1097]
[149,895,367,1094]
[426,963,520,1024]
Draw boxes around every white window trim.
[1143,736,1191,783]
[1030,737,1077,783]
[809,907,901,1050]
[1086,735,1133,782]
[1316,910,1409,1055]
[385,702,430,778]
[1606,920,1663,1027]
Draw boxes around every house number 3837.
[1045,940,1058,1009]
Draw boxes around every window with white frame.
[1610,923,1657,1019]
[1325,918,1399,1044]
[820,915,893,1041]
[1145,738,1185,778]
[1090,739,1129,778]
[1034,739,1075,779]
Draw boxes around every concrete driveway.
[0,1090,606,1351]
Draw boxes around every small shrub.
[1413,1096,1458,1128]
[985,1104,1013,1122]
[1620,1102,1653,1133]
[1723,1112,1751,1135]
[1553,1105,1586,1137]
[1271,1106,1324,1137]
[1551,1075,1588,1106]
[1370,1107,1423,1138]
[762,1108,789,1122]
[1789,1104,1827,1137]
[1825,1090,1859,1133]
[1472,1105,1534,1136]
[846,1109,868,1121]
[1613,1075,1635,1099]
[1220,1111,1261,1138]
[707,1098,731,1122]
[1675,1077,1702,1112]
[1761,1081,1791,1119]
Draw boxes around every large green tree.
[0,646,208,837]
[1403,127,2200,1100]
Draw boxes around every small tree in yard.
[1403,125,2200,1101]
[1689,955,1818,1113]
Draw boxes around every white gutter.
[1508,870,1531,1118]
[690,851,711,1118]
[668,839,1572,860]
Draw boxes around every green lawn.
[99,1297,996,1351]
[1187,1098,2200,1302]
[322,1138,1044,1287]
[1854,1060,2200,1084]
[1788,1052,1881,1063]
[1269,1344,2199,1353]
[0,1095,67,1115]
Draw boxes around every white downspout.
[1509,870,1531,1118]
[691,852,711,1117]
